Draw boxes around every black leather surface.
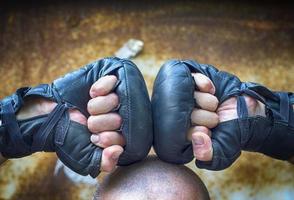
[0,57,153,177]
[152,59,294,170]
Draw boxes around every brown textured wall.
[0,1,294,200]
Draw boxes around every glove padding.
[152,60,294,170]
[0,57,153,177]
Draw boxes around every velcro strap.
[278,92,290,124]
[31,103,68,152]
[244,82,279,102]
[240,83,267,104]
[237,96,249,118]
[1,102,30,154]
[55,111,70,146]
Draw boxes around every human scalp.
[94,155,210,200]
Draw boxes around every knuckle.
[100,134,112,147]
[202,85,213,94]
[110,93,119,106]
[113,114,122,126]
[117,134,125,146]
[87,100,94,113]
[109,75,118,82]
[202,79,212,89]
[87,117,95,131]
[191,108,199,116]
[95,86,107,95]
[213,113,219,122]
[120,137,126,146]
[211,96,219,108]
[209,115,219,128]
[102,148,112,158]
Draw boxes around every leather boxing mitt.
[0,57,152,177]
[152,59,294,170]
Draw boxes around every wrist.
[16,97,57,120]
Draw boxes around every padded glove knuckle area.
[152,60,195,164]
[106,59,153,166]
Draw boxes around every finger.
[90,75,118,98]
[194,91,219,111]
[87,93,119,115]
[101,145,124,172]
[187,126,211,141]
[192,73,215,94]
[191,108,219,128]
[192,132,213,161]
[91,131,125,148]
[88,113,122,133]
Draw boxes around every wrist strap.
[0,101,30,157]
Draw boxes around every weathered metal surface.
[0,1,293,200]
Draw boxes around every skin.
[95,156,210,200]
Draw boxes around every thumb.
[101,145,124,172]
[192,132,213,161]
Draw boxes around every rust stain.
[0,1,294,199]
[188,152,294,200]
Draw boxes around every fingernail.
[91,135,100,143]
[192,135,204,145]
[112,150,123,160]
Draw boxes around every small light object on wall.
[115,39,144,59]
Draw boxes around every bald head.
[94,156,210,200]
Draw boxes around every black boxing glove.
[152,59,294,170]
[0,57,152,177]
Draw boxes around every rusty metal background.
[0,1,294,199]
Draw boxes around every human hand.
[188,73,265,162]
[152,59,293,169]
